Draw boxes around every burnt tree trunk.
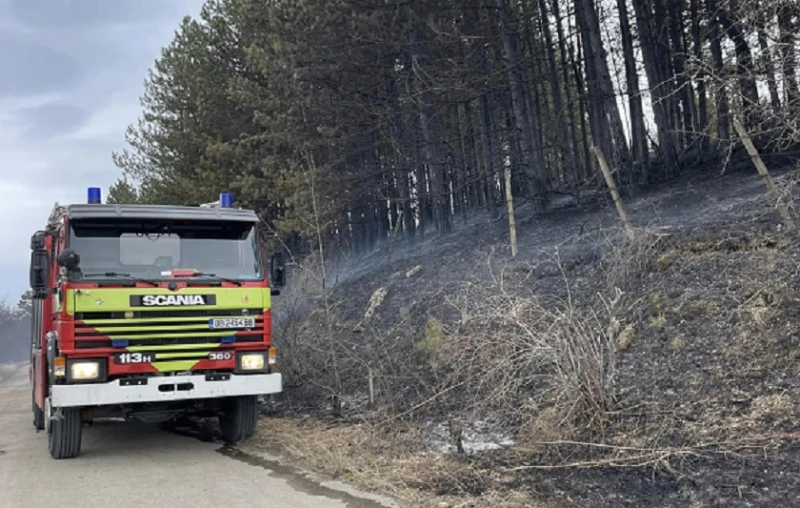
[540,0,578,190]
[495,0,548,210]
[707,0,730,141]
[690,0,709,149]
[552,0,585,186]
[632,0,680,176]
[667,0,698,144]
[756,4,782,114]
[778,5,799,108]
[617,0,649,175]
[577,0,631,183]
[716,2,761,129]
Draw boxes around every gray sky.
[0,0,203,302]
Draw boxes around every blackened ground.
[265,164,800,508]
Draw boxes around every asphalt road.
[0,365,397,508]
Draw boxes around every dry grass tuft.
[670,337,686,350]
[516,406,570,452]
[616,324,635,351]
[249,417,493,504]
[749,394,795,427]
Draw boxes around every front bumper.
[50,373,282,408]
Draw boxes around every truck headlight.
[238,352,266,371]
[70,361,100,381]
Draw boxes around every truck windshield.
[68,219,263,281]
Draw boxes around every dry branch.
[591,145,635,239]
[732,117,796,231]
[502,435,787,472]
[504,164,518,257]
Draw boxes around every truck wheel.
[219,395,258,444]
[47,401,83,459]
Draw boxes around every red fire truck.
[28,188,285,459]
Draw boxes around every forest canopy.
[110,0,800,256]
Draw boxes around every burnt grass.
[266,164,800,508]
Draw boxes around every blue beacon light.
[87,187,102,204]
[219,192,233,208]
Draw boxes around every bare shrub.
[441,271,620,432]
[773,168,800,220]
[270,251,346,409]
[602,228,669,291]
[272,249,447,416]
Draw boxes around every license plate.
[209,317,256,329]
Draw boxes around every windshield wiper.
[187,272,243,286]
[83,272,159,287]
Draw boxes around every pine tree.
[107,178,140,204]
[111,0,799,257]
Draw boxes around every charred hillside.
[256,164,800,507]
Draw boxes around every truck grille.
[74,307,265,350]
[75,308,260,320]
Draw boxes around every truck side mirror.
[29,232,50,298]
[270,251,285,288]
[30,230,46,250]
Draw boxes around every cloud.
[0,0,204,298]
[9,0,185,30]
[0,36,80,95]
[16,101,91,140]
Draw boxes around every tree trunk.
[454,103,469,223]
[690,0,709,149]
[570,37,594,182]
[553,0,584,187]
[617,0,649,172]
[632,0,680,176]
[387,68,416,241]
[592,145,635,239]
[504,162,518,257]
[577,0,631,180]
[733,117,795,231]
[479,92,498,210]
[408,13,451,235]
[778,5,799,108]
[464,100,482,210]
[707,0,730,141]
[757,9,782,114]
[417,100,451,235]
[667,0,698,143]
[522,1,549,185]
[539,0,578,190]
[651,0,682,140]
[716,3,761,128]
[494,0,548,210]
[413,127,428,239]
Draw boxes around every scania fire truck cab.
[28,189,285,459]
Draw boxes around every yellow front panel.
[68,287,270,315]
[67,286,270,373]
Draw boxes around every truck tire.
[219,395,258,444]
[48,405,83,459]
